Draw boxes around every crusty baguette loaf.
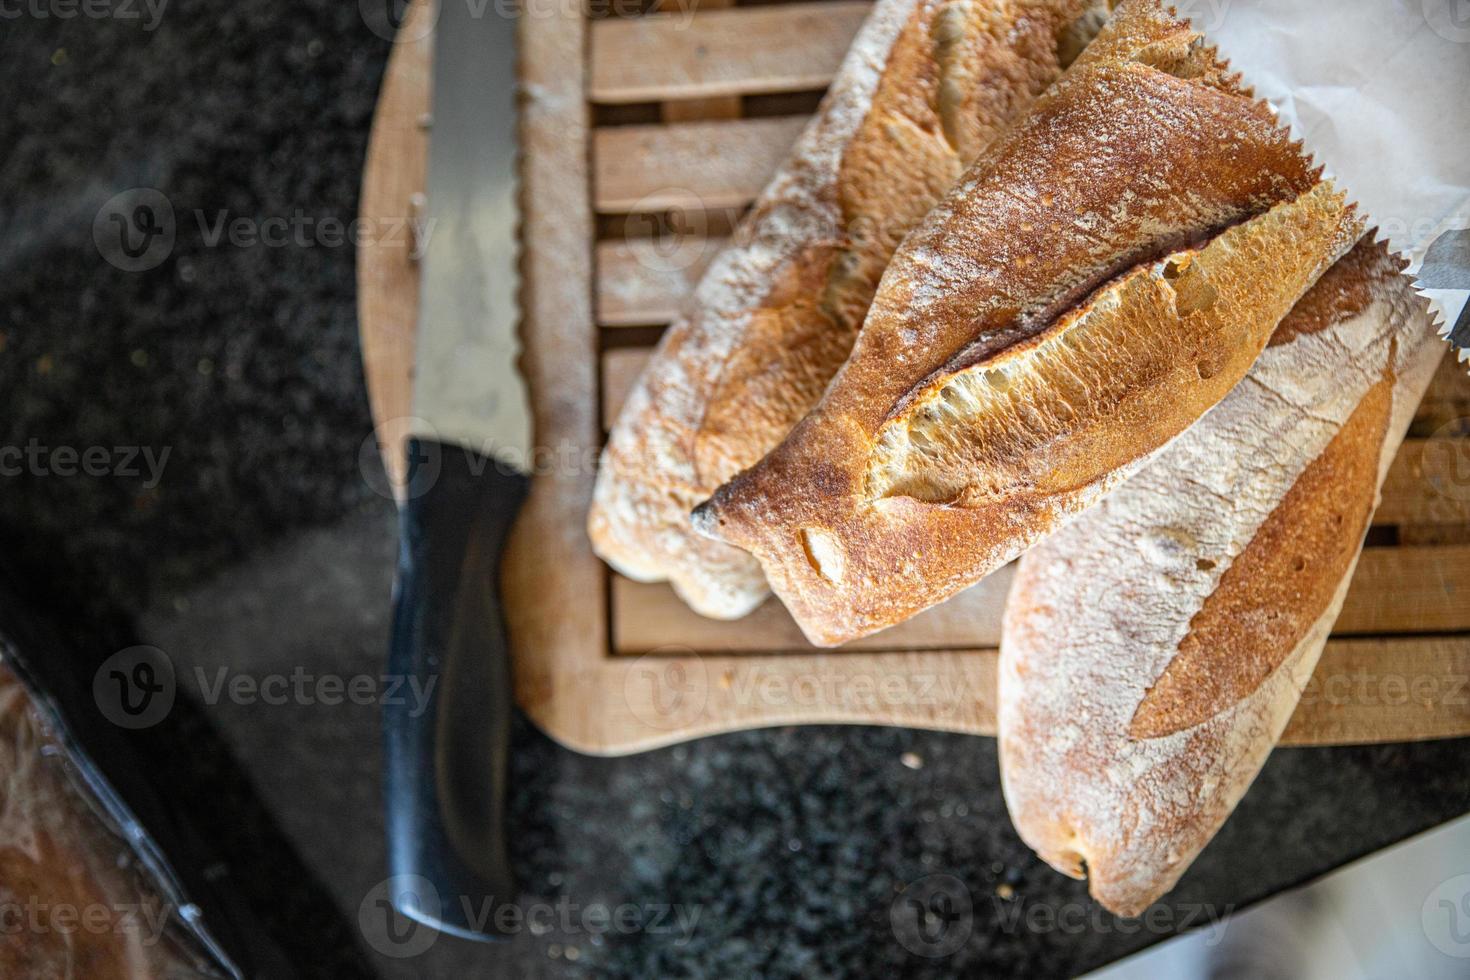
[692,0,1362,646]
[588,0,1105,619]
[998,239,1444,917]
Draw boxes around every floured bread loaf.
[998,239,1444,917]
[693,0,1362,645]
[588,0,1105,618]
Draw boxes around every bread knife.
[383,0,529,941]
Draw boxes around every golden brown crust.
[692,0,1024,486]
[589,0,1100,619]
[695,0,1360,646]
[1266,237,1410,348]
[694,242,854,489]
[1130,370,1394,739]
[997,238,1446,917]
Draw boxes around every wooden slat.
[1424,349,1470,406]
[662,97,743,123]
[1415,349,1470,433]
[1336,545,1470,633]
[1376,438,1470,526]
[589,637,1470,751]
[593,116,806,211]
[614,565,1016,653]
[602,347,650,423]
[602,347,654,427]
[589,2,869,104]
[614,545,1470,653]
[595,237,726,325]
[1282,636,1470,745]
[656,0,743,122]
[1400,523,1470,546]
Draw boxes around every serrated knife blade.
[413,0,530,458]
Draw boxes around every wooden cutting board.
[358,0,1470,754]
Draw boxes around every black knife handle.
[385,438,527,941]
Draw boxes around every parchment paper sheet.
[1195,0,1470,358]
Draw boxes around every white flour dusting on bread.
[999,240,1444,916]
[591,0,1100,617]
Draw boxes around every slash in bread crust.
[588,0,1104,618]
[998,239,1444,916]
[693,0,1361,645]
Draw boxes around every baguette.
[588,0,1105,618]
[693,0,1362,646]
[998,239,1444,917]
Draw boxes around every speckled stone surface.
[4,2,1470,978]
[138,516,1470,979]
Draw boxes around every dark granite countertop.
[3,2,1468,977]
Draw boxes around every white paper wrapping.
[1192,0,1470,359]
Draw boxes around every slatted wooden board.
[359,0,1470,755]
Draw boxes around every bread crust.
[588,0,1100,618]
[997,239,1444,916]
[694,0,1362,645]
